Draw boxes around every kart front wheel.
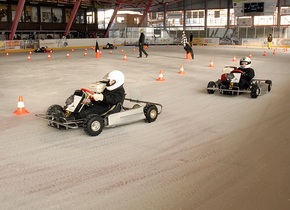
[207,81,216,94]
[46,104,63,120]
[83,114,104,136]
[250,84,260,98]
[144,104,158,123]
[265,80,272,92]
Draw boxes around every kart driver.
[237,57,255,89]
[62,70,125,120]
[77,70,125,119]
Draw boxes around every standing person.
[267,34,273,49]
[181,31,194,59]
[138,29,148,58]
[189,32,193,47]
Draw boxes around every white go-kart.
[36,82,162,136]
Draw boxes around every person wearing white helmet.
[77,70,126,118]
[237,56,255,89]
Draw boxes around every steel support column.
[9,0,26,40]
[138,0,153,27]
[64,0,81,36]
[104,0,123,38]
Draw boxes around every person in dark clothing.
[62,70,125,120]
[237,57,255,89]
[189,32,193,47]
[181,31,194,59]
[138,29,148,58]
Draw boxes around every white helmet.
[103,70,125,91]
[240,57,251,68]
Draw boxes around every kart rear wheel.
[144,104,158,123]
[250,84,260,98]
[207,81,216,94]
[265,80,272,92]
[83,114,104,136]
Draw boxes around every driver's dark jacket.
[78,85,125,118]
[237,67,255,81]
[94,85,125,107]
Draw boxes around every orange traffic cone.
[71,49,75,52]
[156,70,165,81]
[14,96,29,115]
[178,65,185,74]
[29,51,32,55]
[273,49,276,54]
[186,52,191,60]
[109,50,112,54]
[249,53,252,58]
[6,52,9,56]
[84,52,88,56]
[47,54,51,59]
[263,51,267,56]
[123,54,128,61]
[232,55,236,61]
[66,53,70,58]
[96,50,100,58]
[209,60,214,67]
[27,55,31,61]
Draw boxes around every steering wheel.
[231,69,244,74]
[81,88,94,96]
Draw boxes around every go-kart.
[102,43,117,50]
[207,66,272,98]
[36,82,162,136]
[34,46,53,53]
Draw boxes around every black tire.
[265,80,272,92]
[250,84,260,98]
[46,104,63,119]
[143,104,158,123]
[83,114,104,136]
[207,81,216,94]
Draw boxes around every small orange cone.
[66,53,70,58]
[14,96,29,115]
[186,52,191,60]
[232,55,236,61]
[6,52,9,56]
[273,49,276,54]
[263,51,267,56]
[27,55,31,61]
[156,70,165,81]
[96,50,100,58]
[178,65,185,74]
[133,48,136,52]
[249,53,252,58]
[72,49,75,52]
[123,54,128,61]
[209,60,214,67]
[84,52,88,56]
[109,50,112,54]
[47,54,51,59]
[29,51,32,55]
[121,49,124,53]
